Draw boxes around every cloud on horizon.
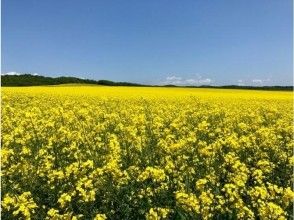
[1,72,39,76]
[252,78,271,86]
[163,75,212,85]
[1,71,21,76]
[234,78,273,86]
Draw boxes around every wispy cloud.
[166,76,182,81]
[1,72,39,76]
[2,71,21,76]
[252,78,271,86]
[185,79,198,84]
[252,79,263,83]
[237,79,245,86]
[234,78,272,86]
[164,75,183,85]
[199,78,211,84]
[163,74,212,85]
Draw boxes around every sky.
[2,0,293,86]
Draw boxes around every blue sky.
[2,0,293,85]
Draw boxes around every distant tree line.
[183,85,293,91]
[1,74,144,87]
[1,74,293,91]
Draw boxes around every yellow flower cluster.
[1,86,293,219]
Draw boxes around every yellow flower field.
[1,86,293,219]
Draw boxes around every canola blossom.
[1,86,293,219]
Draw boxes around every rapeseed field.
[1,86,293,219]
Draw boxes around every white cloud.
[252,79,263,83]
[164,75,212,85]
[233,79,274,86]
[199,78,211,84]
[1,72,39,76]
[2,71,21,76]
[166,76,182,81]
[164,75,183,85]
[185,79,198,84]
[251,78,272,86]
[237,79,245,86]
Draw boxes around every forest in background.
[1,74,293,91]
